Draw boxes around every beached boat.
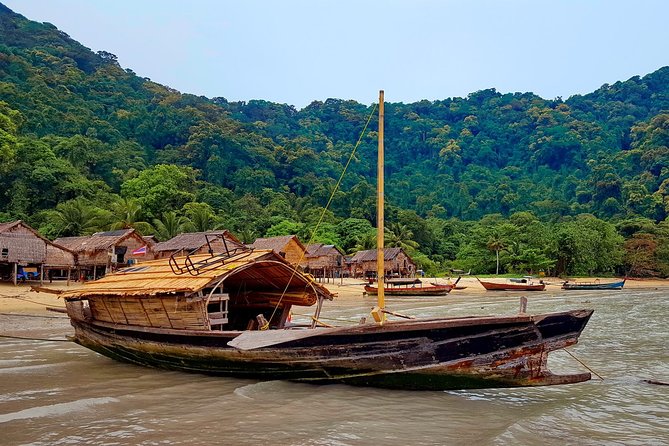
[42,91,593,390]
[365,277,456,296]
[477,277,546,291]
[562,279,626,290]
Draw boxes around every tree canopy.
[1,4,668,277]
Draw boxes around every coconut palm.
[152,211,188,241]
[52,198,102,236]
[183,202,218,232]
[107,197,152,235]
[486,234,506,275]
[350,230,376,253]
[384,222,419,252]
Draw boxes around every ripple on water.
[0,397,119,424]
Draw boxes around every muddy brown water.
[1,288,668,445]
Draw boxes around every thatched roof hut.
[54,229,148,276]
[153,230,243,259]
[349,247,416,278]
[250,235,306,266]
[301,243,345,278]
[0,220,75,283]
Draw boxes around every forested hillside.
[1,4,668,276]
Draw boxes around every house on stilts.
[0,220,76,285]
[301,243,345,282]
[349,247,416,279]
[54,229,152,281]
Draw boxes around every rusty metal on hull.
[67,309,593,391]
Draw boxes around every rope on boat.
[564,348,605,380]
[0,294,63,308]
[0,312,66,319]
[311,317,335,328]
[0,333,71,342]
[263,104,379,330]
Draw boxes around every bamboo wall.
[88,295,208,330]
[282,239,306,266]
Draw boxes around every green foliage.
[120,164,197,218]
[1,5,668,276]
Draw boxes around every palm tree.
[384,222,419,252]
[183,203,218,232]
[52,198,101,236]
[486,235,506,275]
[350,230,376,253]
[152,211,188,241]
[107,197,153,235]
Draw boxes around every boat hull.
[364,284,452,296]
[478,281,546,291]
[562,280,625,290]
[68,309,593,390]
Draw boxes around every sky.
[3,0,669,109]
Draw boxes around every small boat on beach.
[477,277,546,291]
[562,279,626,290]
[364,277,456,296]
[38,91,594,391]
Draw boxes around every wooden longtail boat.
[364,277,456,296]
[477,277,546,291]
[42,91,593,390]
[562,279,626,290]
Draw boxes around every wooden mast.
[376,90,385,321]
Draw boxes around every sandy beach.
[1,275,667,341]
[1,276,668,317]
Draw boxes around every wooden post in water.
[376,90,385,321]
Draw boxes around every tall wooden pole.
[376,90,385,318]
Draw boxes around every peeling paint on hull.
[70,309,593,391]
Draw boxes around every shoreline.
[2,276,668,315]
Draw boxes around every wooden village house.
[349,247,416,279]
[54,229,151,280]
[249,235,306,266]
[153,230,244,259]
[0,220,75,285]
[301,243,345,281]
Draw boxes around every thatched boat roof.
[56,249,333,305]
[153,230,242,253]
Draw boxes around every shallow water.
[1,288,668,445]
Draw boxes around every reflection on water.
[1,289,668,445]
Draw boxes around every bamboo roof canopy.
[55,249,333,305]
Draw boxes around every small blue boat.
[561,279,626,290]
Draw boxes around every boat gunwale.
[73,308,593,338]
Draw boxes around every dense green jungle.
[1,4,668,277]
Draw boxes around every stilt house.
[301,244,345,280]
[349,247,416,279]
[54,229,149,280]
[0,220,75,285]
